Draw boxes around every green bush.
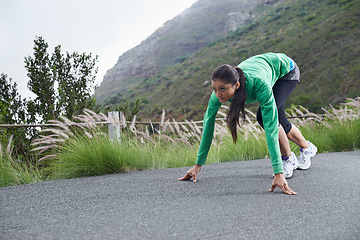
[49,133,126,179]
[299,118,360,153]
[0,148,41,187]
[214,134,269,162]
[48,132,201,180]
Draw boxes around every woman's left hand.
[178,164,202,182]
[269,173,297,195]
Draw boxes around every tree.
[24,36,98,122]
[0,74,27,125]
[24,37,55,122]
[0,37,98,163]
[0,74,34,162]
[52,46,98,119]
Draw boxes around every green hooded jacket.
[196,53,292,174]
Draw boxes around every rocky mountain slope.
[95,0,259,104]
[96,0,360,120]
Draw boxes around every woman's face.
[212,79,240,103]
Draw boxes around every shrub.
[0,137,41,187]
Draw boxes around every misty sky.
[0,0,198,99]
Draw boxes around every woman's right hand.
[178,164,202,182]
[269,173,297,195]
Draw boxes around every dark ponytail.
[211,65,247,143]
[227,67,247,143]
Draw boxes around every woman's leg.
[279,124,292,156]
[272,76,317,170]
[258,110,293,156]
[257,79,298,157]
[287,125,309,149]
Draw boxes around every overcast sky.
[0,0,198,99]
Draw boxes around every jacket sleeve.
[255,80,284,174]
[196,92,222,165]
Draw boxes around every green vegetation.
[24,36,98,122]
[1,0,360,188]
[117,0,360,120]
[1,36,142,165]
[0,73,37,164]
[0,137,41,187]
[298,115,360,153]
[1,37,99,164]
[48,133,201,180]
[1,98,358,187]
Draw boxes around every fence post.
[108,111,122,142]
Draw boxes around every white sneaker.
[282,152,299,179]
[298,141,317,170]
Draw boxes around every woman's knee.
[256,108,264,128]
[282,121,292,134]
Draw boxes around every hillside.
[97,0,360,120]
[94,0,259,104]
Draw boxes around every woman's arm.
[256,82,298,194]
[255,81,283,174]
[196,92,222,165]
[179,92,221,182]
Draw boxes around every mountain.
[96,0,360,120]
[95,0,259,104]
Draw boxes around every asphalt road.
[1,151,359,240]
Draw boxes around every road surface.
[1,151,359,239]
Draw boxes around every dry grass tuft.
[31,111,109,162]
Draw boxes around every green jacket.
[196,53,292,174]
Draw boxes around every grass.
[216,134,269,163]
[299,118,360,153]
[0,137,42,187]
[287,98,360,153]
[1,97,359,187]
[48,133,201,180]
[48,133,126,179]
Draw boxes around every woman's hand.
[269,173,297,195]
[178,164,202,182]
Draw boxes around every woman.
[179,53,317,195]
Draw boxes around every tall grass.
[49,133,125,179]
[300,118,360,153]
[1,97,357,186]
[215,134,269,163]
[33,109,204,180]
[287,97,360,153]
[48,132,201,180]
[0,136,41,187]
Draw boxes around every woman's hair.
[212,64,247,143]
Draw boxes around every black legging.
[256,66,300,134]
